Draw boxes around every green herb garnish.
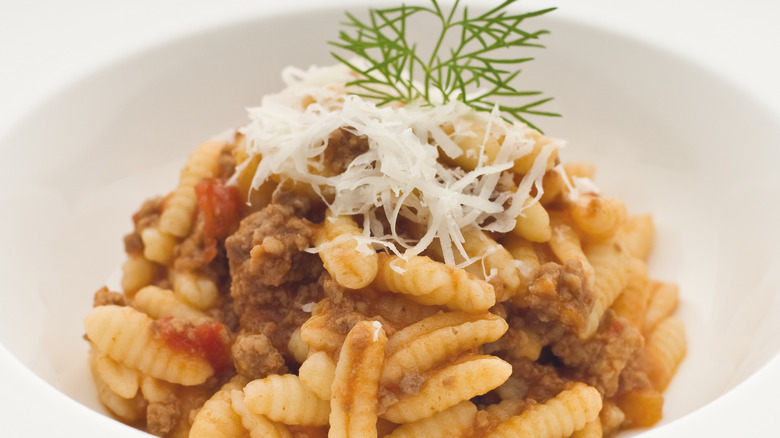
[330,0,558,130]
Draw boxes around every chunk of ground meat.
[225,204,325,364]
[323,127,369,176]
[93,286,127,307]
[515,260,594,334]
[508,357,569,403]
[124,196,164,256]
[226,204,321,293]
[146,401,179,437]
[552,310,644,397]
[232,332,288,380]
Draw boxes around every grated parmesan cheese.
[236,64,569,265]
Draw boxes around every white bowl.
[1,3,779,436]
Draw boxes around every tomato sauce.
[194,177,244,263]
[156,317,232,373]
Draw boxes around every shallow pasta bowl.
[1,1,779,436]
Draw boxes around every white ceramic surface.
[1,1,779,436]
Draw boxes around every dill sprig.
[330,0,559,130]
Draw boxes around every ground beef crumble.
[225,203,325,369]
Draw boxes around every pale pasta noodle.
[190,377,249,438]
[230,390,292,438]
[329,320,387,438]
[382,355,512,423]
[383,401,478,438]
[93,349,140,399]
[373,253,495,312]
[243,374,331,426]
[141,227,177,266]
[169,269,219,310]
[132,285,212,324]
[315,211,378,289]
[121,254,157,294]
[643,316,687,391]
[298,351,336,400]
[382,312,507,385]
[159,139,226,238]
[485,383,602,438]
[84,305,214,385]
[511,199,552,243]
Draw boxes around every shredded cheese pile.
[237,64,563,265]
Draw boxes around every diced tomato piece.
[195,178,244,263]
[156,317,233,373]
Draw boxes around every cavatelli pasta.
[298,351,336,400]
[329,320,387,438]
[382,312,507,385]
[242,374,330,426]
[84,305,214,385]
[132,285,212,324]
[159,139,226,238]
[485,383,602,438]
[383,401,478,438]
[189,377,249,438]
[315,211,378,289]
[382,355,511,423]
[643,316,686,391]
[231,390,292,438]
[372,253,495,312]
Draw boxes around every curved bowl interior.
[1,6,779,431]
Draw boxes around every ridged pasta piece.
[170,269,218,310]
[582,239,633,337]
[569,418,603,438]
[141,226,177,266]
[121,254,157,295]
[300,313,346,354]
[461,227,522,300]
[299,351,336,400]
[231,390,292,438]
[384,401,477,438]
[329,320,387,438]
[484,398,528,423]
[94,348,139,399]
[139,374,177,403]
[570,194,627,240]
[382,312,508,385]
[609,258,649,330]
[598,401,625,438]
[89,347,147,422]
[485,383,602,438]
[132,285,211,324]
[372,253,495,312]
[159,139,226,237]
[643,316,686,391]
[83,305,214,385]
[642,281,679,335]
[382,355,511,423]
[548,214,595,279]
[501,234,540,298]
[615,387,663,429]
[511,199,552,243]
[243,374,331,426]
[616,214,654,260]
[190,377,250,438]
[287,328,309,364]
[314,212,378,289]
[539,162,596,205]
[444,119,503,171]
[512,130,559,174]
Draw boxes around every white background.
[0,0,779,436]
